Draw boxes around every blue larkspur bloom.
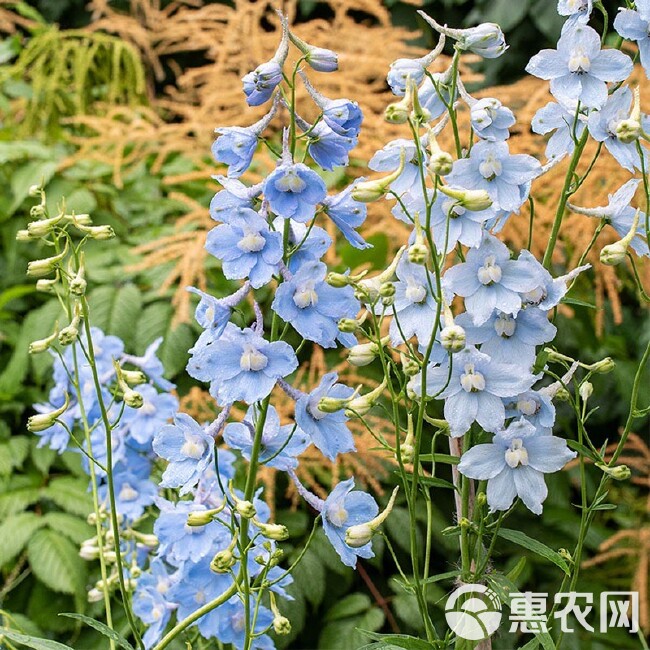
[322,478,379,568]
[505,390,556,435]
[458,418,576,514]
[369,139,426,197]
[531,100,587,160]
[526,23,632,109]
[415,346,536,437]
[100,468,157,521]
[187,323,298,405]
[446,140,541,212]
[242,61,282,106]
[614,0,650,79]
[224,404,309,470]
[321,181,370,250]
[263,157,327,223]
[272,261,359,348]
[456,307,557,368]
[558,0,593,25]
[470,98,516,141]
[587,86,650,172]
[277,218,331,272]
[153,413,215,495]
[209,177,262,221]
[442,235,544,325]
[418,72,457,120]
[304,121,357,171]
[294,372,355,460]
[215,595,274,650]
[205,207,283,288]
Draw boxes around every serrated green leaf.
[31,441,57,475]
[43,512,92,544]
[0,512,45,566]
[27,528,86,595]
[0,629,73,650]
[88,284,143,349]
[324,594,372,622]
[0,480,41,518]
[8,436,30,468]
[59,614,134,650]
[497,528,570,575]
[41,476,93,516]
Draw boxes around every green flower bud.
[27,393,69,432]
[123,388,144,408]
[273,615,292,635]
[211,549,236,573]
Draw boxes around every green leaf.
[42,512,92,544]
[0,478,41,518]
[59,614,134,650]
[0,512,45,566]
[421,569,461,586]
[88,284,143,349]
[27,528,86,595]
[417,453,459,465]
[31,441,57,475]
[41,476,93,516]
[415,475,457,491]
[325,594,373,622]
[0,629,73,650]
[497,528,570,575]
[359,632,436,649]
[320,596,385,650]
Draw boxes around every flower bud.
[288,30,338,72]
[27,215,64,237]
[16,229,33,242]
[400,352,420,377]
[326,272,351,288]
[75,223,115,240]
[273,615,292,635]
[123,388,144,408]
[408,242,428,265]
[600,241,628,265]
[338,313,367,333]
[121,369,147,386]
[211,549,236,573]
[554,386,571,402]
[616,87,642,144]
[87,588,105,603]
[28,184,43,197]
[79,541,100,560]
[399,415,415,464]
[27,393,69,432]
[344,379,387,417]
[254,520,289,541]
[58,324,79,346]
[235,499,256,519]
[428,151,454,176]
[29,326,59,354]
[30,204,46,219]
[137,533,159,548]
[596,462,631,481]
[578,381,593,402]
[317,391,357,413]
[384,101,410,125]
[440,324,466,353]
[27,245,68,278]
[345,486,399,548]
[348,342,380,367]
[559,548,573,563]
[438,185,493,212]
[36,278,58,293]
[589,357,615,374]
[378,282,396,298]
[476,492,487,507]
[187,510,216,527]
[351,149,406,202]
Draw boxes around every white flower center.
[477,255,502,285]
[240,345,268,372]
[460,363,486,392]
[568,47,591,74]
[505,438,529,468]
[522,286,545,305]
[327,502,349,527]
[494,313,516,338]
[119,483,138,502]
[517,397,539,416]
[478,153,502,180]
[237,230,266,253]
[293,284,319,308]
[181,434,206,460]
[405,282,427,304]
[275,169,306,193]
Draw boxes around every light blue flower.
[614,0,650,79]
[322,478,379,568]
[446,140,541,212]
[205,207,283,288]
[209,177,263,221]
[303,120,357,171]
[271,261,359,348]
[224,405,309,470]
[505,390,556,435]
[187,323,298,405]
[442,235,544,325]
[526,23,632,109]
[369,139,425,196]
[277,218,331,272]
[294,372,355,460]
[418,71,456,121]
[242,61,283,107]
[264,156,327,223]
[568,179,649,256]
[558,0,593,24]
[416,346,536,437]
[456,308,557,368]
[100,468,157,521]
[215,595,274,650]
[587,86,649,172]
[389,257,439,345]
[153,413,215,495]
[470,98,516,141]
[531,100,587,160]
[458,418,576,514]
[322,181,370,250]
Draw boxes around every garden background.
[0,1,648,648]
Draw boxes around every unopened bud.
[254,519,289,541]
[87,588,104,603]
[596,463,631,481]
[121,369,147,386]
[76,223,115,240]
[428,151,454,176]
[578,381,593,402]
[27,215,63,237]
[345,486,399,548]
[123,388,144,408]
[378,282,396,298]
[36,278,58,293]
[555,386,571,401]
[408,242,428,264]
[273,615,292,635]
[438,185,493,212]
[351,149,406,202]
[235,500,256,519]
[16,229,33,242]
[338,317,361,333]
[27,245,68,278]
[211,549,236,573]
[29,326,59,354]
[600,241,628,265]
[27,394,69,432]
[348,342,380,367]
[79,542,100,561]
[400,352,420,377]
[344,379,387,417]
[187,510,216,527]
[326,272,351,288]
[589,357,615,374]
[440,324,466,353]
[28,184,42,197]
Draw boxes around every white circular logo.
[445,583,502,641]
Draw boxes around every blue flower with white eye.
[587,86,650,172]
[322,478,379,568]
[456,308,557,368]
[242,61,282,107]
[429,190,494,253]
[168,558,235,639]
[614,0,650,79]
[321,180,370,250]
[272,261,359,348]
[294,372,355,460]
[442,235,544,325]
[275,218,331,272]
[369,139,425,196]
[215,595,274,650]
[155,499,230,567]
[187,323,298,405]
[532,100,587,160]
[303,121,357,171]
[568,179,649,256]
[205,207,283,288]
[447,140,541,212]
[418,71,457,120]
[387,58,428,96]
[122,384,178,448]
[526,23,632,109]
[209,177,263,221]
[263,156,327,223]
[186,288,231,338]
[458,418,576,514]
[558,0,593,24]
[389,257,439,345]
[153,413,214,495]
[224,405,309,470]
[414,346,536,437]
[100,468,157,521]
[505,390,556,435]
[470,98,516,141]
